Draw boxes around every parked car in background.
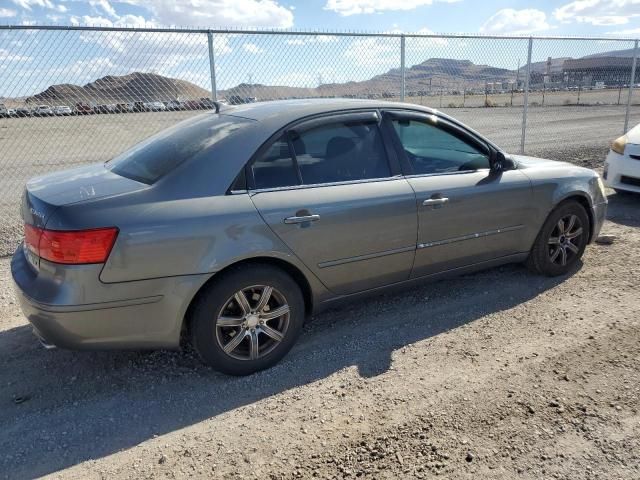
[182,99,202,110]
[605,125,640,194]
[144,101,167,111]
[33,105,54,117]
[165,100,183,111]
[74,103,93,115]
[115,103,133,113]
[0,104,7,117]
[133,101,146,112]
[94,104,110,114]
[12,99,607,376]
[200,97,216,109]
[16,107,31,117]
[7,108,17,117]
[53,105,73,116]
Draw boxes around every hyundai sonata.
[12,99,607,375]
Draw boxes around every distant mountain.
[26,72,210,105]
[221,58,518,100]
[375,58,517,89]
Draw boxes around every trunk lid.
[21,162,148,227]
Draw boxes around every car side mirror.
[492,151,515,173]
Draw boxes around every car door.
[384,110,535,278]
[249,111,418,295]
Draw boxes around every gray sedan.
[12,99,607,375]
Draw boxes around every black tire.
[526,201,590,277]
[190,263,305,375]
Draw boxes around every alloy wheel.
[215,285,290,361]
[547,214,584,266]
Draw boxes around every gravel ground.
[1,149,639,480]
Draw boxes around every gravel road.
[1,147,639,479]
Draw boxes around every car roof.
[218,98,498,152]
[222,98,436,122]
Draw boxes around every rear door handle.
[284,214,320,224]
[422,197,449,206]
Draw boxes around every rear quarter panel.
[45,192,329,299]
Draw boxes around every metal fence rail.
[0,26,639,255]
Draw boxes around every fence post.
[400,35,406,102]
[520,37,533,154]
[207,31,218,102]
[624,39,638,133]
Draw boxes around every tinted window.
[292,121,391,184]
[252,136,299,189]
[392,119,490,174]
[109,114,251,184]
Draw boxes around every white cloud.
[0,48,32,62]
[343,26,447,68]
[69,15,114,26]
[242,42,264,54]
[11,0,66,12]
[325,0,459,16]
[554,0,640,26]
[0,7,17,17]
[89,0,118,18]
[608,27,640,34]
[119,0,294,28]
[343,36,398,67]
[480,8,550,35]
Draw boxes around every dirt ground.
[1,154,640,479]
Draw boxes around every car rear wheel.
[526,201,590,277]
[190,264,305,375]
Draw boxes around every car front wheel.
[190,264,305,375]
[526,201,590,277]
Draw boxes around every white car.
[33,105,54,116]
[53,105,73,116]
[144,101,166,111]
[605,124,640,193]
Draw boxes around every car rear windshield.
[108,114,252,184]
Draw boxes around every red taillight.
[24,224,41,255]
[23,225,118,264]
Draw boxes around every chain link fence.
[1,26,639,255]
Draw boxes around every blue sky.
[1,0,640,36]
[1,1,640,97]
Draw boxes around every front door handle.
[284,214,320,224]
[422,197,449,206]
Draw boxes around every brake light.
[23,225,118,264]
[24,224,41,255]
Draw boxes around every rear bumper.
[11,245,210,350]
[604,149,640,193]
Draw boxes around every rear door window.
[291,120,391,185]
[252,136,300,189]
[109,114,251,184]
